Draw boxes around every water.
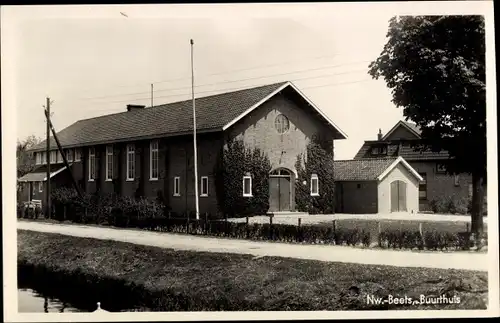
[18,288,85,313]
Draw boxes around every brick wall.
[409,161,472,211]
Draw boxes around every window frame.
[88,147,96,181]
[50,150,57,164]
[56,150,63,163]
[243,175,253,197]
[200,176,209,197]
[173,176,181,196]
[418,172,427,200]
[67,149,74,162]
[274,114,290,134]
[310,173,319,196]
[436,163,447,174]
[74,148,81,162]
[126,144,135,181]
[150,140,159,181]
[41,151,46,164]
[105,145,113,181]
[38,181,43,192]
[35,152,41,165]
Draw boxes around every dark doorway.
[269,168,292,212]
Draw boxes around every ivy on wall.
[214,139,271,217]
[295,135,335,214]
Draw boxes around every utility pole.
[45,97,51,218]
[151,83,154,108]
[190,39,200,220]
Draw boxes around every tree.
[17,135,42,178]
[368,16,486,236]
[295,135,335,214]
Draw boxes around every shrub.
[295,135,335,214]
[214,139,271,217]
[429,196,470,215]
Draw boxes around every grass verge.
[18,230,488,311]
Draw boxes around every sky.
[1,2,492,160]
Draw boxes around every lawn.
[18,230,488,311]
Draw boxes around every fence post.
[225,213,228,237]
[204,212,208,235]
[63,205,67,221]
[377,221,381,235]
[186,213,190,234]
[332,220,336,242]
[84,207,88,222]
[419,222,423,236]
[246,216,249,239]
[269,214,274,240]
[466,222,469,232]
[298,217,302,242]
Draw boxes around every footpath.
[18,221,488,272]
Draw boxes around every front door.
[269,176,291,212]
[390,180,407,212]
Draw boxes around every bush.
[429,196,470,215]
[214,140,271,217]
[378,228,477,251]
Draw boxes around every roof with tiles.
[333,158,398,181]
[30,82,290,152]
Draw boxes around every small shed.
[334,156,423,214]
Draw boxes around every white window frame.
[126,144,135,181]
[200,176,209,197]
[56,150,63,163]
[106,145,113,181]
[50,150,57,164]
[88,147,96,181]
[243,176,252,197]
[74,148,81,161]
[38,181,43,192]
[35,152,41,165]
[67,149,74,162]
[173,176,181,196]
[41,151,46,164]
[310,173,319,196]
[150,140,159,181]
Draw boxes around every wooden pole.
[190,39,200,220]
[45,98,51,219]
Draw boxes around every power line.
[73,49,376,95]
[75,68,369,107]
[66,77,375,117]
[76,60,371,102]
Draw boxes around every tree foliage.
[17,135,42,178]
[295,136,335,214]
[368,16,486,235]
[214,139,271,217]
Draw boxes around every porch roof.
[17,163,71,182]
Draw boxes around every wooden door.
[269,177,280,212]
[390,180,407,212]
[279,177,291,211]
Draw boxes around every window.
[454,175,460,186]
[468,184,473,198]
[173,177,181,196]
[56,150,63,163]
[127,144,135,181]
[436,163,446,174]
[274,114,290,134]
[243,176,252,197]
[106,145,113,181]
[371,145,387,155]
[310,174,319,196]
[150,140,159,180]
[41,151,46,164]
[74,149,81,161]
[67,149,74,162]
[35,152,41,165]
[88,147,96,181]
[201,176,209,196]
[50,150,57,164]
[38,181,43,192]
[356,183,361,189]
[419,173,427,200]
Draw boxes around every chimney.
[126,104,145,112]
[377,128,383,140]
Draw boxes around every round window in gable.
[274,114,290,134]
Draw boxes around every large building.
[19,81,347,215]
[353,120,475,211]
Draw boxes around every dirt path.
[18,221,488,272]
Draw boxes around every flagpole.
[191,39,200,220]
